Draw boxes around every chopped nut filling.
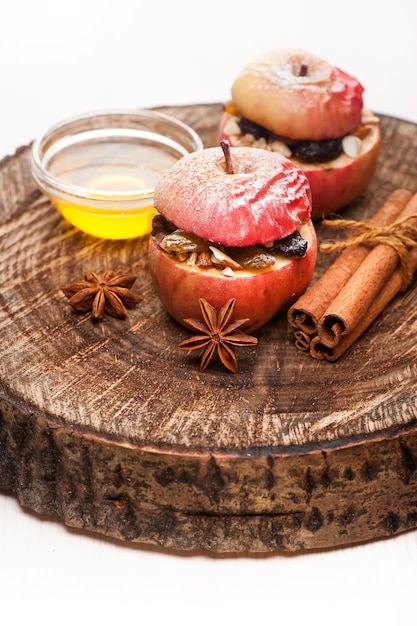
[152,214,308,275]
[223,107,379,163]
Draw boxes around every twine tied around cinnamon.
[320,214,417,290]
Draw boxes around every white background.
[1,1,417,625]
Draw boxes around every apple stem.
[299,62,308,77]
[220,140,234,174]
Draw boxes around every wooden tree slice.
[0,103,416,553]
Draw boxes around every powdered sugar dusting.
[154,146,312,247]
[231,48,364,140]
[245,49,334,94]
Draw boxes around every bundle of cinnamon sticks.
[288,188,417,361]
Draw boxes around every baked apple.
[218,48,381,219]
[147,143,317,332]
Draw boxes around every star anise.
[61,270,142,320]
[179,298,258,373]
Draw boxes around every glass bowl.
[31,109,203,239]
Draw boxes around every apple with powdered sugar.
[147,143,317,332]
[218,48,380,219]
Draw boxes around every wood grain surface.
[0,103,416,553]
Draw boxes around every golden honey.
[47,133,180,239]
[31,110,203,239]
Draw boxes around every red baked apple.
[218,48,381,219]
[147,143,317,332]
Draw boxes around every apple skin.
[294,124,381,219]
[153,145,312,247]
[218,113,381,220]
[147,221,317,333]
[231,49,364,141]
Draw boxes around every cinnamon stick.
[317,192,417,347]
[288,188,417,361]
[310,245,417,361]
[287,188,412,336]
[293,330,311,352]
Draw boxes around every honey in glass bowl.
[31,110,203,239]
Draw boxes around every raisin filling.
[238,116,344,163]
[239,116,270,141]
[291,138,343,163]
[275,231,308,257]
[152,214,308,274]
